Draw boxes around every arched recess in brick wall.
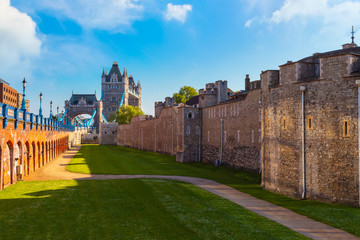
[31,142,36,172]
[55,140,57,157]
[5,141,14,186]
[46,142,49,163]
[44,142,47,163]
[37,142,41,168]
[51,141,54,159]
[25,142,30,176]
[41,142,45,166]
[54,141,56,158]
[50,141,53,159]
[16,141,22,181]
[0,145,2,189]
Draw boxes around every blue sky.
[1,0,360,116]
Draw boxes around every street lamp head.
[40,92,43,100]
[50,100,53,106]
[22,78,26,88]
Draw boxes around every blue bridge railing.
[0,103,75,131]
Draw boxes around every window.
[343,120,350,137]
[307,116,314,130]
[281,117,287,130]
[187,112,193,119]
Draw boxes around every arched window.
[281,117,287,130]
[187,112,193,119]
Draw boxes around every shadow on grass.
[0,179,308,240]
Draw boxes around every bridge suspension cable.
[59,108,69,122]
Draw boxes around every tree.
[173,86,197,104]
[110,105,144,125]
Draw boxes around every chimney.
[245,74,250,91]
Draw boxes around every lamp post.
[61,110,64,123]
[57,106,59,121]
[39,92,43,116]
[21,78,27,110]
[50,101,53,118]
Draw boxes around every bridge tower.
[64,93,103,133]
[101,60,142,120]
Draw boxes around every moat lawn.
[0,179,308,240]
[67,144,360,237]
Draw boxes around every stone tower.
[101,61,142,120]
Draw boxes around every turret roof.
[107,61,122,82]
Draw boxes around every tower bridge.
[0,59,142,191]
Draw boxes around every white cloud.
[270,0,327,23]
[164,3,192,23]
[266,0,360,44]
[0,0,41,72]
[270,0,360,27]
[36,0,144,32]
[245,18,254,28]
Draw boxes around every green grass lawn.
[67,144,360,237]
[0,179,308,240]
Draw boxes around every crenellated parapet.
[154,97,176,118]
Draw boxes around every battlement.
[198,80,229,108]
[245,74,261,91]
[267,43,360,87]
[260,70,279,89]
[154,96,176,118]
[198,87,218,95]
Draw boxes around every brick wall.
[0,119,70,190]
[118,106,184,158]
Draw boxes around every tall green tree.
[109,105,144,125]
[173,86,197,104]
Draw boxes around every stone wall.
[117,105,202,162]
[68,128,87,147]
[181,107,202,162]
[81,134,99,144]
[118,106,180,158]
[262,53,360,205]
[100,123,118,145]
[201,90,261,171]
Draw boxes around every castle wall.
[118,107,184,158]
[100,123,118,145]
[262,53,360,205]
[201,90,261,171]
